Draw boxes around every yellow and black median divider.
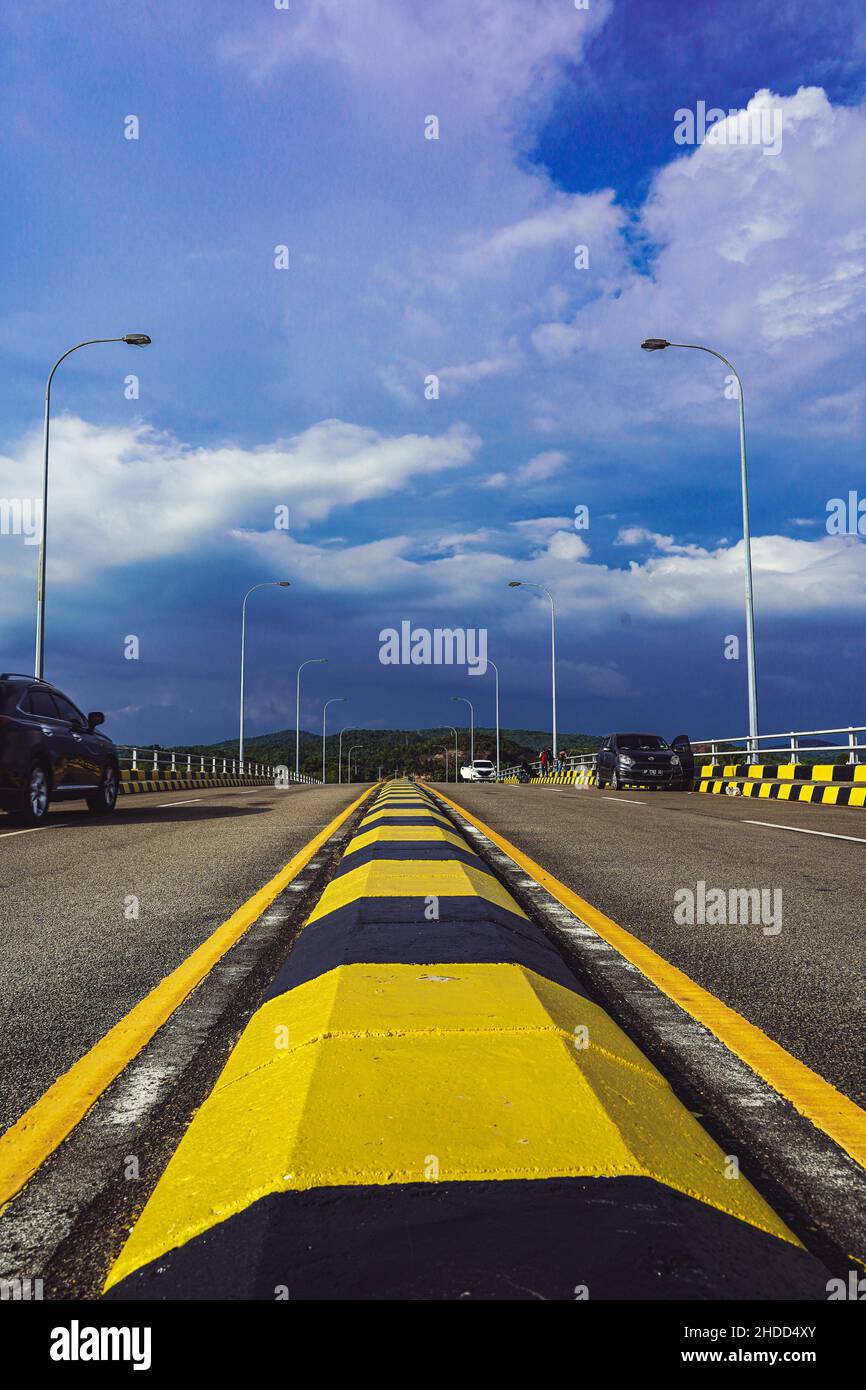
[104,779,829,1299]
[120,769,273,795]
[697,762,866,807]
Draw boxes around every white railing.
[115,747,322,784]
[501,723,865,778]
[501,752,597,780]
[693,724,865,764]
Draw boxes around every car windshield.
[617,734,670,750]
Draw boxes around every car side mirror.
[87,711,105,730]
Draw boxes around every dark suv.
[595,733,694,790]
[0,675,119,824]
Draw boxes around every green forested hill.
[151,725,601,781]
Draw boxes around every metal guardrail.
[501,752,595,780]
[692,725,865,764]
[115,747,321,784]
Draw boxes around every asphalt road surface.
[0,782,368,1133]
[432,782,866,1107]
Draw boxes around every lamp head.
[640,338,670,352]
[123,334,151,346]
[507,580,522,588]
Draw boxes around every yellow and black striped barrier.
[120,769,275,795]
[697,763,866,807]
[503,769,596,786]
[104,780,827,1299]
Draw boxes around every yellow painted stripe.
[344,824,476,856]
[307,858,527,923]
[104,959,797,1290]
[0,785,375,1214]
[424,783,866,1170]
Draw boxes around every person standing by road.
[556,749,567,774]
[539,748,550,775]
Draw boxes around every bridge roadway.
[0,777,862,1299]
[434,780,865,1107]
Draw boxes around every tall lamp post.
[448,725,458,782]
[338,726,354,785]
[508,581,557,755]
[641,338,759,755]
[239,581,291,769]
[322,697,346,783]
[35,333,151,678]
[488,659,501,781]
[296,657,327,779]
[347,744,363,782]
[452,696,474,764]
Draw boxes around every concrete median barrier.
[120,769,277,795]
[102,779,831,1299]
[697,763,866,807]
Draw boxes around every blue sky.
[1,0,864,747]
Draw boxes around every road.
[0,782,368,1133]
[431,781,866,1106]
[0,775,863,1301]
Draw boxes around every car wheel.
[610,769,620,790]
[13,762,51,825]
[87,762,119,815]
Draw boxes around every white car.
[460,758,497,782]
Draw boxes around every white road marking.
[602,796,646,805]
[0,823,67,839]
[743,819,866,845]
[157,797,202,808]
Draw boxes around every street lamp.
[322,697,346,783]
[34,333,151,678]
[338,726,353,784]
[448,725,458,782]
[296,658,327,779]
[509,581,557,755]
[452,696,474,764]
[347,743,363,782]
[488,659,501,781]
[239,581,290,769]
[641,338,759,754]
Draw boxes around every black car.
[595,732,694,790]
[0,675,119,824]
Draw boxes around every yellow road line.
[104,959,797,1290]
[424,783,866,1169]
[0,785,375,1213]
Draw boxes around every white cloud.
[614,527,710,557]
[0,414,480,589]
[218,0,610,119]
[518,450,568,484]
